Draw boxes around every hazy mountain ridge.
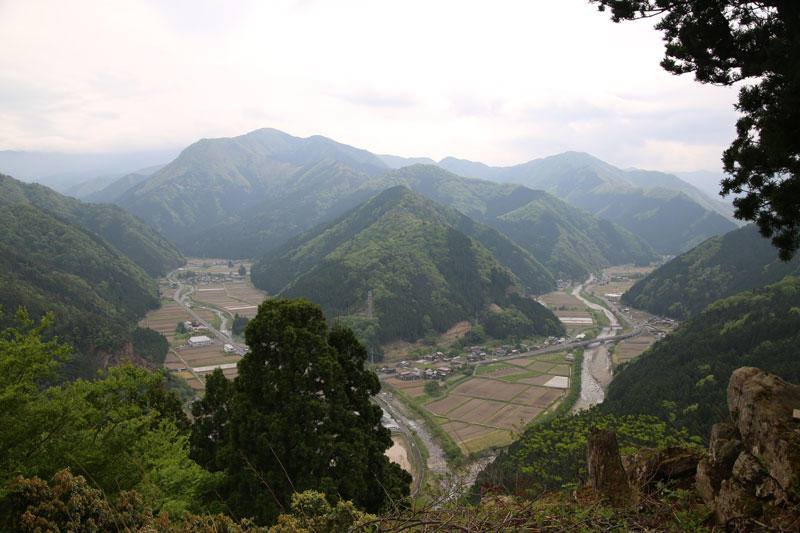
[370,165,656,280]
[110,129,657,279]
[0,174,184,277]
[115,129,388,249]
[252,186,563,343]
[0,148,180,190]
[622,224,800,320]
[437,151,737,253]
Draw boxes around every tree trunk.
[587,427,633,507]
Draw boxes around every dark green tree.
[190,368,233,471]
[191,298,410,524]
[238,264,247,276]
[231,313,249,336]
[592,0,800,259]
[131,326,169,365]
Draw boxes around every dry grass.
[540,291,585,309]
[616,335,657,364]
[450,378,527,402]
[426,395,473,416]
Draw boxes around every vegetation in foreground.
[0,298,408,529]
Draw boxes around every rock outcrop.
[622,446,702,490]
[696,367,800,530]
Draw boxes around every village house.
[188,335,213,347]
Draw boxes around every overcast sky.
[0,0,740,172]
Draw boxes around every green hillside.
[604,276,800,437]
[622,224,800,319]
[0,173,183,277]
[251,186,563,343]
[116,128,387,253]
[109,130,655,280]
[373,165,656,280]
[0,203,162,377]
[438,151,737,254]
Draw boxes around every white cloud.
[0,0,740,171]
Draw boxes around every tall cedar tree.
[191,298,410,524]
[592,1,800,259]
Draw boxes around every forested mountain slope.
[374,165,656,279]
[107,129,656,278]
[622,224,800,320]
[438,151,736,253]
[252,186,563,343]
[82,167,160,203]
[0,203,162,377]
[115,128,388,254]
[0,173,183,277]
[604,276,800,437]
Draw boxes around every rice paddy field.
[386,351,573,454]
[192,282,265,319]
[140,258,266,391]
[539,291,585,310]
[614,334,658,366]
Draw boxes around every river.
[570,278,617,412]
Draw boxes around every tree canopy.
[593,0,800,259]
[191,298,410,524]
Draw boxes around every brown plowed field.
[533,388,563,408]
[516,375,552,386]
[527,361,556,372]
[139,302,193,342]
[449,399,505,423]
[554,310,593,319]
[441,421,491,441]
[178,345,238,368]
[540,291,585,309]
[483,366,528,378]
[617,335,656,363]
[513,386,552,406]
[451,378,527,401]
[427,395,472,416]
[489,404,543,429]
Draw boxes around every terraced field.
[386,351,574,454]
[192,281,265,319]
[614,334,657,366]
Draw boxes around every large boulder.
[727,366,800,492]
[697,367,800,529]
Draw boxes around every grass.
[475,362,514,375]
[461,429,515,453]
[498,371,545,383]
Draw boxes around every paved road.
[168,269,248,356]
[374,393,425,497]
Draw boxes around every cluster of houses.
[529,336,567,350]
[182,320,206,332]
[394,366,452,381]
[190,273,243,284]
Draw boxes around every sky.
[0,0,740,172]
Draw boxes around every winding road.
[168,269,248,355]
